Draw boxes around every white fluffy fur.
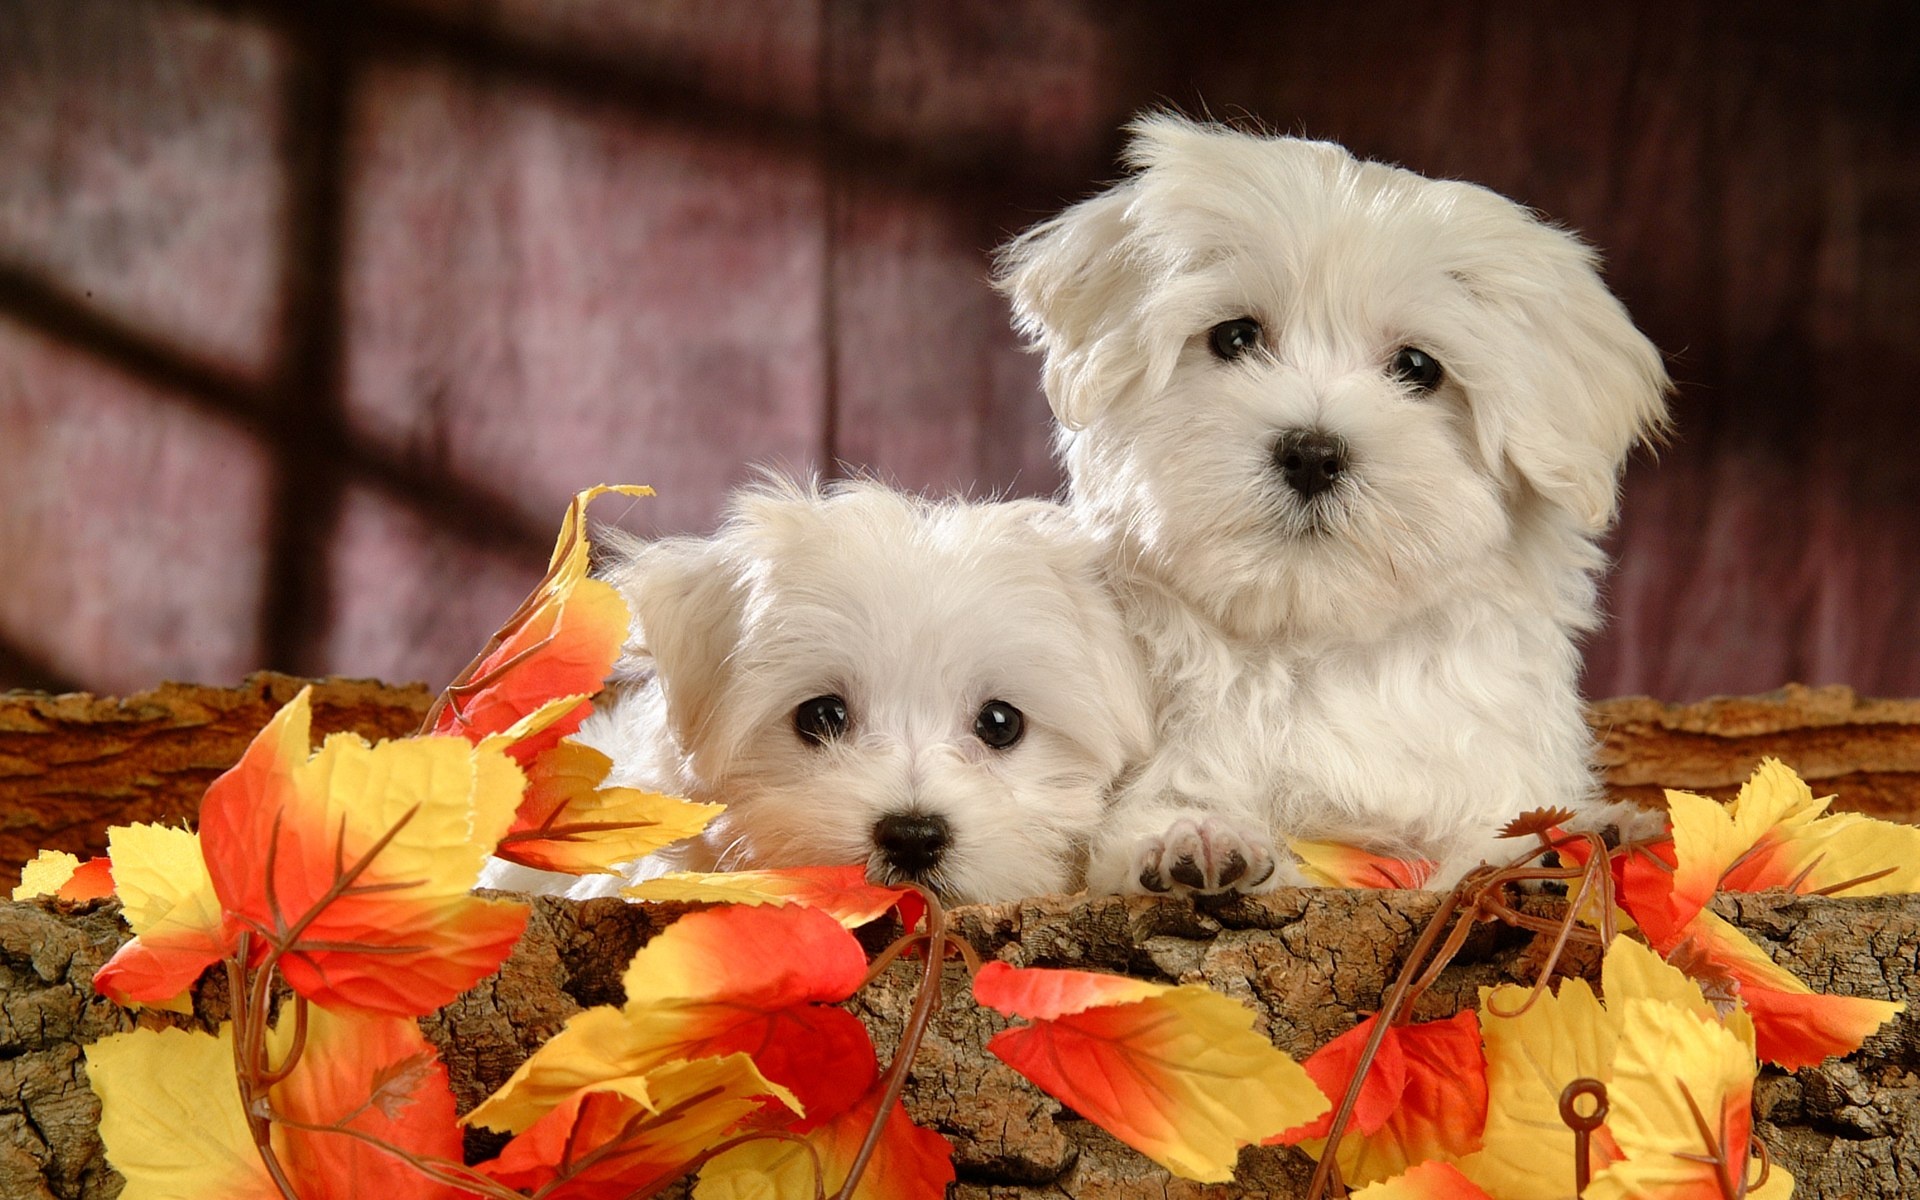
[996,116,1670,894]
[481,478,1152,906]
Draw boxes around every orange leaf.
[1585,998,1793,1200]
[695,1081,954,1200]
[13,850,115,902]
[482,1054,797,1200]
[92,824,232,1012]
[88,1009,471,1200]
[1289,840,1438,890]
[493,740,722,875]
[975,961,1327,1182]
[1666,909,1901,1069]
[1275,1011,1487,1188]
[625,865,917,929]
[1667,760,1920,921]
[469,903,875,1135]
[1350,1159,1498,1200]
[198,688,530,1016]
[433,485,651,761]
[269,1006,468,1200]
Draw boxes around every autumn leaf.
[491,739,722,874]
[482,1053,799,1200]
[86,1024,276,1200]
[197,687,530,1016]
[268,1006,469,1200]
[1453,975,1617,1200]
[92,823,231,1013]
[1584,998,1793,1200]
[695,1080,954,1200]
[1580,765,1907,1068]
[1289,839,1437,889]
[87,1007,470,1200]
[468,903,876,1135]
[1275,1011,1487,1188]
[13,849,115,902]
[974,960,1327,1182]
[1668,758,1920,922]
[625,864,917,929]
[1668,908,1901,1070]
[1349,1159,1498,1200]
[430,484,652,763]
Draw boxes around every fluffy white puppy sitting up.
[481,477,1152,906]
[996,116,1670,895]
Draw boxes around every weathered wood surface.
[0,673,431,887]
[4,888,1915,1199]
[5,678,1917,891]
[1588,683,1920,821]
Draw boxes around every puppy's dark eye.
[1208,317,1262,362]
[793,695,849,745]
[1390,346,1444,392]
[973,700,1024,750]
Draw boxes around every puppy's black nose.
[873,812,950,874]
[1273,430,1349,498]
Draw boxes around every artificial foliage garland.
[16,486,1915,1200]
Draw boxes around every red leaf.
[1274,1012,1487,1189]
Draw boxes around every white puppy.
[997,116,1670,895]
[483,478,1151,906]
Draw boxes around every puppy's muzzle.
[1273,429,1349,499]
[873,812,951,875]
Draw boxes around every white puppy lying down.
[997,116,1670,895]
[482,478,1152,906]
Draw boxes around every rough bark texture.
[0,673,432,888]
[6,888,1916,1200]
[1590,684,1920,821]
[3,677,1918,1196]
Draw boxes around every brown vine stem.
[1304,886,1464,1199]
[226,944,307,1200]
[1306,830,1618,1200]
[836,884,953,1199]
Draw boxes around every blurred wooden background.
[1,0,1915,703]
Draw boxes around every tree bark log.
[0,674,432,889]
[6,887,1915,1199]
[7,679,1917,891]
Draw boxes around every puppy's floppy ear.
[1460,216,1672,534]
[995,500,1155,771]
[995,184,1157,431]
[595,528,742,754]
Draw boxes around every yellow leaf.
[546,484,654,581]
[1453,977,1617,1200]
[1669,758,1920,914]
[624,865,911,928]
[85,1025,274,1200]
[1601,934,1756,1052]
[696,1082,953,1200]
[977,962,1328,1181]
[107,824,222,942]
[13,850,82,900]
[1349,1159,1497,1199]
[1288,838,1436,889]
[198,688,531,1015]
[493,740,722,875]
[92,823,230,1013]
[468,905,872,1134]
[484,1054,798,1197]
[1584,999,1777,1200]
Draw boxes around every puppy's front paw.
[1133,816,1277,896]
